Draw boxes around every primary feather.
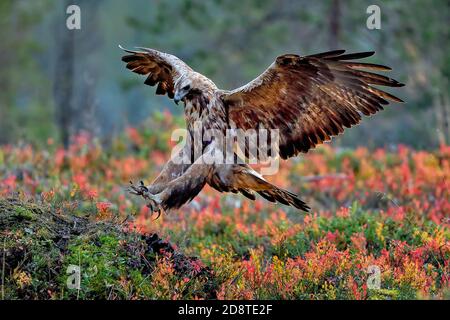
[222,50,404,159]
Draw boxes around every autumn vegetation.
[1,113,449,299]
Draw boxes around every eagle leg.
[129,145,217,215]
[128,180,164,217]
[128,180,149,197]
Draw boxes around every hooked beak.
[174,91,186,105]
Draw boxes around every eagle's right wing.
[222,50,404,159]
[120,45,193,99]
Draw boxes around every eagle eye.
[182,85,191,91]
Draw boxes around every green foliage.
[0,198,215,300]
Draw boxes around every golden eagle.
[120,46,404,215]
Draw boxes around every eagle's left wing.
[120,45,194,99]
[222,50,404,159]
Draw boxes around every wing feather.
[222,50,404,159]
[119,45,193,99]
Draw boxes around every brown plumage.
[121,46,404,215]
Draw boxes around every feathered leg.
[130,145,216,216]
[145,146,192,194]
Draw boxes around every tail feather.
[209,164,310,212]
[239,188,256,201]
[257,187,310,212]
[233,165,310,212]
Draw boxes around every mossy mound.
[0,198,216,299]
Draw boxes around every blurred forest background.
[0,0,449,150]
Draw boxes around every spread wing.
[222,50,404,159]
[120,45,193,99]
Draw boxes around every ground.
[0,198,215,299]
[0,113,449,299]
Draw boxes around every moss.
[13,206,36,221]
[368,289,400,300]
[0,198,216,300]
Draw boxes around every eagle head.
[174,73,216,105]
